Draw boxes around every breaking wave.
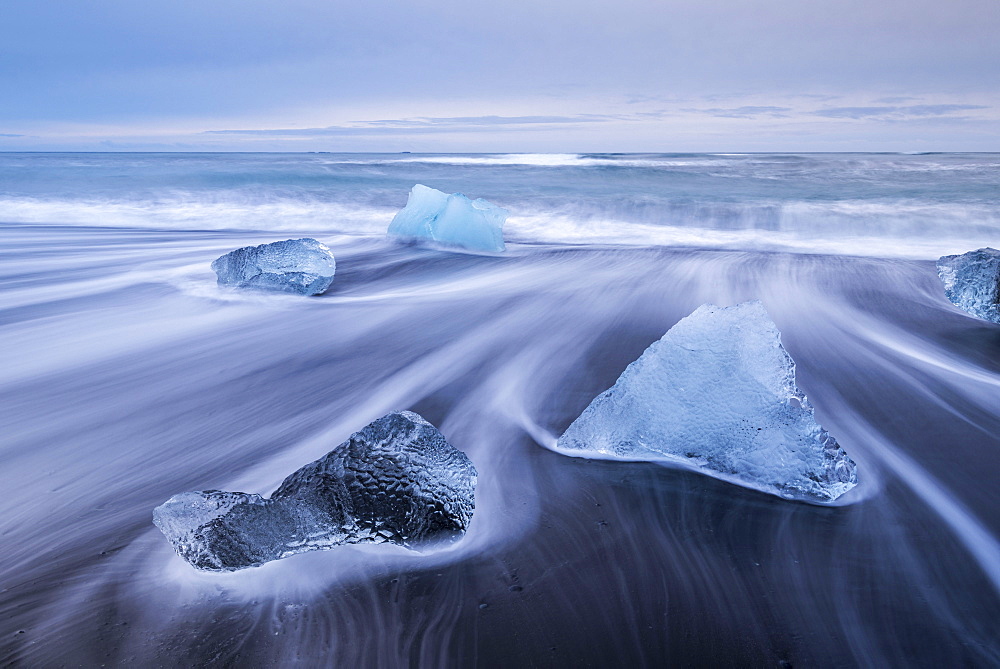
[1,194,996,259]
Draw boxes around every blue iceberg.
[937,247,1000,324]
[211,238,336,295]
[555,301,858,503]
[388,184,508,252]
[153,411,477,571]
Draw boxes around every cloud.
[873,96,920,104]
[4,0,1000,149]
[364,114,617,127]
[683,106,792,118]
[811,104,988,119]
[904,104,990,116]
[205,114,616,136]
[0,133,24,137]
[624,94,689,105]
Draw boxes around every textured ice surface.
[153,411,477,571]
[556,301,857,503]
[211,238,336,295]
[388,184,508,252]
[937,247,1000,324]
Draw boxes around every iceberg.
[555,301,857,503]
[153,411,477,571]
[211,238,336,295]
[937,247,1000,324]
[388,184,508,252]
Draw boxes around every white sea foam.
[322,153,1000,170]
[2,194,997,259]
[329,154,725,168]
[395,153,594,167]
[0,195,393,233]
[505,199,1000,259]
[2,152,997,259]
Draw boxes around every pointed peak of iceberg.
[555,300,858,503]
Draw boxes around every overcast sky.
[2,0,998,151]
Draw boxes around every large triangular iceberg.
[555,301,858,503]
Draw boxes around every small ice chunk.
[555,300,858,503]
[153,411,477,571]
[388,184,508,252]
[937,247,1000,324]
[211,238,336,295]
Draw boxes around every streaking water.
[1,153,998,666]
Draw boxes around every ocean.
[1,152,998,666]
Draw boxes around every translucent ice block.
[211,238,336,295]
[937,247,1000,324]
[388,184,508,252]
[556,301,857,503]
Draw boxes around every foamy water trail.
[2,220,998,666]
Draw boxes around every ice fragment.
[937,247,1000,324]
[153,411,477,571]
[388,184,508,252]
[555,301,858,503]
[211,238,336,295]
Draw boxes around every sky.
[1,0,998,152]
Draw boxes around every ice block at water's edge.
[153,411,477,571]
[937,247,1000,324]
[388,184,508,252]
[555,300,858,503]
[211,238,336,295]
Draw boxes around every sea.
[1,152,998,666]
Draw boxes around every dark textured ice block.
[153,411,477,571]
[211,238,336,295]
[937,247,1000,324]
